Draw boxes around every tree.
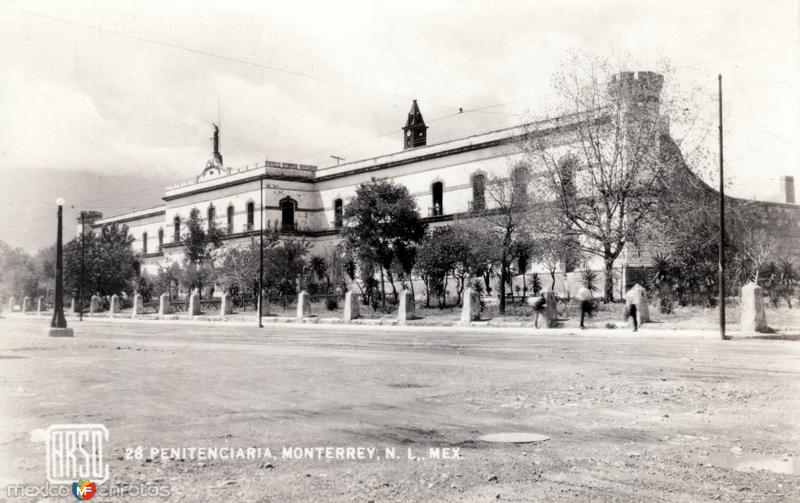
[215,238,264,297]
[180,208,224,296]
[154,262,182,299]
[414,227,456,308]
[263,237,310,297]
[341,178,427,308]
[0,241,44,302]
[479,163,536,313]
[523,52,704,302]
[64,223,137,298]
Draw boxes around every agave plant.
[579,267,598,293]
[778,257,798,308]
[759,261,780,307]
[529,273,542,296]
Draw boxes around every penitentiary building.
[78,71,800,298]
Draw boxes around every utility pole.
[79,212,85,321]
[718,74,729,340]
[258,175,264,328]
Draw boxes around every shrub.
[325,295,338,311]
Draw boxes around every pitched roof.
[404,99,426,128]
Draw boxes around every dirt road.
[1,318,799,501]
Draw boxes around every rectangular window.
[142,232,148,254]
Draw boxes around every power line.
[13,8,461,112]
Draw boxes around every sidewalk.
[0,310,770,339]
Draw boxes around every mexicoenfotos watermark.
[5,481,171,500]
[7,423,170,500]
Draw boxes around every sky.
[1,0,798,251]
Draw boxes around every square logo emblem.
[45,424,109,484]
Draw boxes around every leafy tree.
[154,262,182,299]
[180,208,224,296]
[414,227,456,308]
[64,223,137,298]
[341,178,426,307]
[215,238,266,297]
[263,237,310,297]
[0,241,44,303]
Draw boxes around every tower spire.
[402,100,428,149]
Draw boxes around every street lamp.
[79,211,85,322]
[48,198,73,337]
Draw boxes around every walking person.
[532,295,546,328]
[575,286,594,329]
[624,287,641,332]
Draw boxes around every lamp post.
[79,211,85,321]
[48,198,73,337]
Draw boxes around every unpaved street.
[1,318,799,502]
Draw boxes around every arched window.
[280,197,296,232]
[142,232,148,254]
[226,205,234,234]
[431,181,443,216]
[334,198,343,229]
[471,173,486,211]
[511,164,531,206]
[173,216,181,243]
[158,228,164,251]
[246,202,255,231]
[207,205,216,230]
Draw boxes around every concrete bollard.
[37,296,45,315]
[90,295,100,314]
[221,293,233,316]
[71,298,77,314]
[460,287,480,326]
[343,291,360,323]
[189,293,201,315]
[398,289,415,325]
[542,290,558,327]
[159,293,169,316]
[8,296,16,312]
[740,282,767,333]
[22,296,31,313]
[297,290,311,318]
[633,284,650,322]
[625,284,650,325]
[131,294,143,318]
[110,294,120,315]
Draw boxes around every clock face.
[406,131,411,137]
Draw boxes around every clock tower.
[402,100,427,149]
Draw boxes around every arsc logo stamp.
[45,424,109,484]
